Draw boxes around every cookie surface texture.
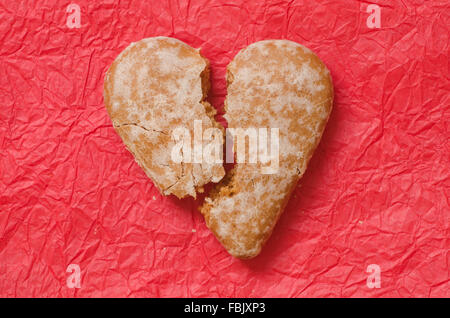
[201,40,333,258]
[104,37,225,198]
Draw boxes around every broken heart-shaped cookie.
[104,37,225,198]
[104,37,333,258]
[201,40,333,258]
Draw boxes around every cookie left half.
[104,37,225,198]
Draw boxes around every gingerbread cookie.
[201,40,333,258]
[104,37,225,198]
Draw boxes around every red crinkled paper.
[0,0,448,297]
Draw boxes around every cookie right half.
[201,40,333,259]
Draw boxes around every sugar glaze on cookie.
[201,40,333,258]
[104,37,225,198]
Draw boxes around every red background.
[0,0,448,297]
